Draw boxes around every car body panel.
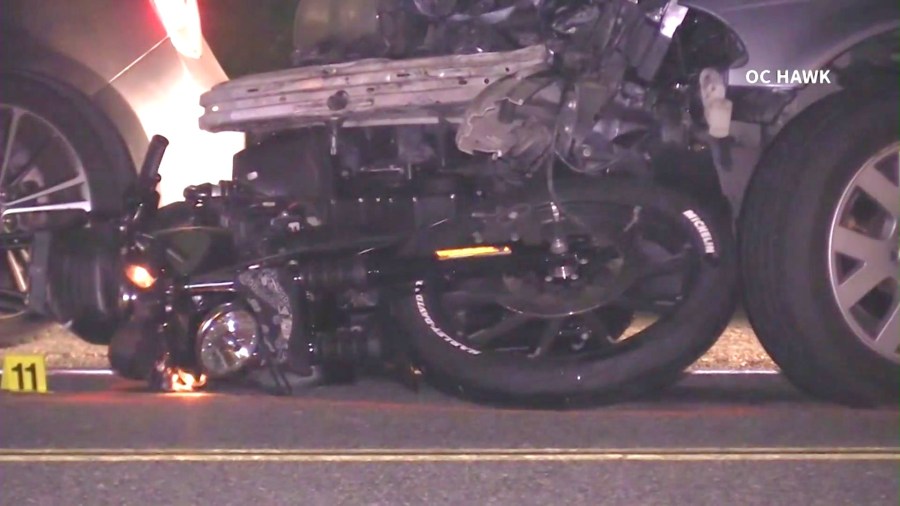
[0,0,163,95]
[682,0,900,87]
[0,0,243,205]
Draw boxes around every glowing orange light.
[125,264,157,289]
[150,0,204,59]
[169,368,207,392]
[435,246,512,260]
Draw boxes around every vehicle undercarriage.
[9,0,897,406]
[93,0,746,405]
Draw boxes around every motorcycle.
[38,0,900,406]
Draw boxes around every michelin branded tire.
[392,179,738,407]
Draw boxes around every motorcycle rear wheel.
[391,178,737,407]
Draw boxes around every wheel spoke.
[0,107,24,185]
[855,164,900,216]
[1,201,92,218]
[6,174,90,207]
[443,289,506,309]
[617,296,677,314]
[580,311,610,338]
[893,149,899,183]
[528,318,564,358]
[836,261,889,308]
[635,250,690,280]
[873,302,900,355]
[875,150,900,187]
[7,134,56,189]
[831,226,886,262]
[468,312,534,345]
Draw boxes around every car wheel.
[0,74,135,344]
[740,90,899,406]
[0,231,33,346]
[0,253,51,348]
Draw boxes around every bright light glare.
[151,0,204,59]
[133,67,243,206]
[169,369,208,392]
[125,264,157,289]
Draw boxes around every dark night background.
[199,0,299,77]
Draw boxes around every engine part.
[232,131,333,227]
[292,0,429,64]
[199,44,551,133]
[237,268,295,354]
[455,74,560,165]
[315,319,385,383]
[699,68,733,139]
[196,302,260,378]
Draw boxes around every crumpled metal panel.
[199,44,551,133]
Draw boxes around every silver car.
[0,0,243,342]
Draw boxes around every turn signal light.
[435,246,512,260]
[125,264,157,290]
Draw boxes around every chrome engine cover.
[199,45,551,134]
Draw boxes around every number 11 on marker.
[1,355,48,393]
[12,362,38,390]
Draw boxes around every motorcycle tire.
[740,89,899,406]
[391,178,738,407]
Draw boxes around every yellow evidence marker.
[1,355,48,393]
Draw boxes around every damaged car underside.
[88,0,899,406]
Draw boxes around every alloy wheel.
[0,104,93,318]
[427,200,700,360]
[828,142,900,363]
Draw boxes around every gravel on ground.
[0,316,776,370]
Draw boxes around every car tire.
[0,74,135,345]
[740,90,899,406]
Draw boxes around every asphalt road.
[0,373,897,505]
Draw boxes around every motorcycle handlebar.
[139,135,169,187]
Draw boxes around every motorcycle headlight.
[196,303,260,378]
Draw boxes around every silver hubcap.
[828,142,900,363]
[0,105,92,317]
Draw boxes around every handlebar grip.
[139,135,169,186]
